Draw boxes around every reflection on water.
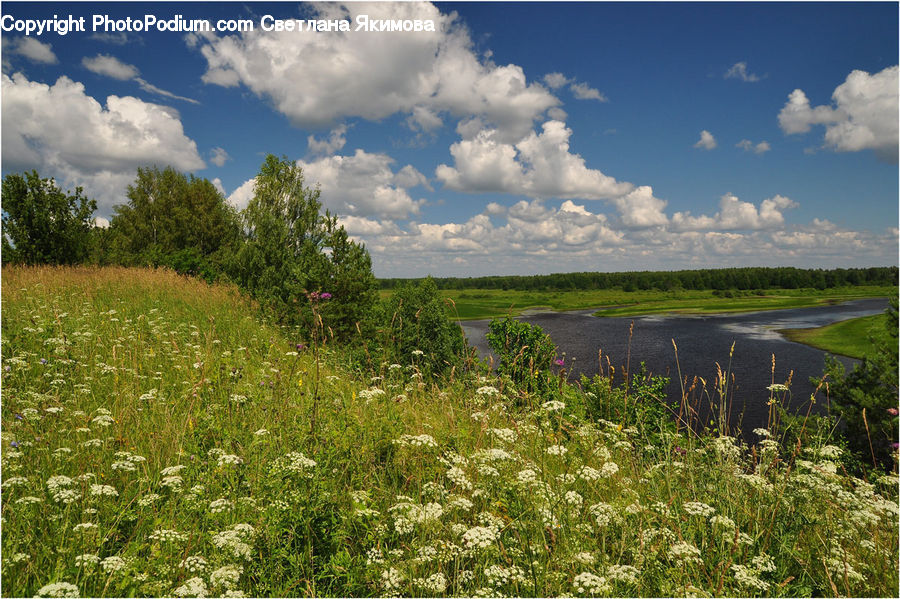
[462,298,889,435]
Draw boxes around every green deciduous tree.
[105,166,240,277]
[2,171,97,265]
[230,154,377,340]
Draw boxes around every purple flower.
[554,358,564,366]
[40,358,47,365]
[674,445,687,456]
[296,343,307,351]
[10,441,19,448]
[320,292,332,300]
[14,413,23,421]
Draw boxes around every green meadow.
[780,313,890,359]
[2,266,898,598]
[378,286,897,321]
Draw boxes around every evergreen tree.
[231,155,377,340]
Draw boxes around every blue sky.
[2,1,897,277]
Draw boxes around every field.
[375,287,898,320]
[780,313,889,359]
[3,266,898,598]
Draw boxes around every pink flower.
[887,408,899,416]
[554,358,564,366]
[320,292,332,300]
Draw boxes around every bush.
[580,363,671,431]
[486,316,559,397]
[818,297,899,468]
[377,278,467,376]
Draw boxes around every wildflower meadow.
[1,266,898,598]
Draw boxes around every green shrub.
[816,297,899,469]
[581,363,671,432]
[486,316,559,396]
[377,277,467,375]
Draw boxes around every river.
[460,298,889,434]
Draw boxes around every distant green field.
[375,286,896,321]
[780,313,889,359]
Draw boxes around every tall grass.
[2,266,897,598]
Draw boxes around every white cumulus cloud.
[307,125,348,156]
[297,149,427,219]
[694,130,717,150]
[736,139,771,154]
[81,53,199,104]
[569,82,607,102]
[192,2,558,142]
[226,178,256,211]
[724,61,761,82]
[543,72,571,89]
[672,193,796,231]
[612,186,669,228]
[778,65,898,161]
[210,147,230,167]
[1,73,205,213]
[82,54,138,80]
[436,120,633,200]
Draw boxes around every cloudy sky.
[2,1,897,277]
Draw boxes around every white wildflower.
[100,556,127,573]
[89,484,118,498]
[34,582,80,598]
[545,444,568,456]
[462,526,498,550]
[217,454,243,467]
[148,529,187,543]
[683,501,715,518]
[573,572,609,596]
[172,577,208,598]
[209,564,242,589]
[180,555,208,573]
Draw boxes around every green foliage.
[104,166,240,276]
[2,266,898,599]
[818,297,899,467]
[486,316,559,396]
[580,363,671,432]
[229,155,377,340]
[378,277,467,375]
[1,171,97,265]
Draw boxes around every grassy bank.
[3,266,898,598]
[780,313,889,359]
[378,286,897,320]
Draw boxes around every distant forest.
[379,266,899,292]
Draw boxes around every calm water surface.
[461,298,889,433]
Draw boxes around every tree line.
[1,161,465,375]
[1,163,896,469]
[2,160,377,342]
[380,266,898,293]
